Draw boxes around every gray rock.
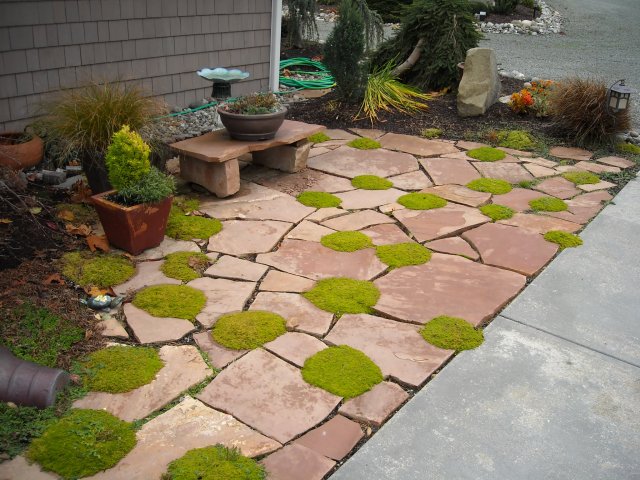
[629,130,639,138]
[457,48,501,117]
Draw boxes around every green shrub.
[397,192,447,210]
[116,166,176,205]
[132,284,206,321]
[105,125,150,190]
[375,242,432,268]
[466,178,512,195]
[479,204,515,221]
[166,207,223,240]
[420,316,484,351]
[562,171,600,185]
[365,0,411,22]
[466,147,506,162]
[347,137,381,149]
[496,130,536,151]
[308,132,331,143]
[529,197,568,212]
[321,231,373,252]
[421,128,443,139]
[61,252,135,287]
[303,277,380,315]
[162,251,210,282]
[543,230,583,249]
[616,142,640,155]
[493,0,518,14]
[211,311,287,350]
[164,445,265,480]
[296,191,342,208]
[351,175,393,190]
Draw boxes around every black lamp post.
[607,80,636,113]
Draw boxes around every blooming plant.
[509,80,554,117]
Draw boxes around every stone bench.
[169,120,325,198]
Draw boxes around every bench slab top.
[169,120,325,163]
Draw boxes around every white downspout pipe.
[269,0,282,92]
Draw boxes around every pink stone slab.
[326,314,453,387]
[324,129,358,140]
[463,223,558,276]
[419,158,481,185]
[387,170,434,190]
[135,237,201,261]
[321,210,395,231]
[193,331,248,368]
[0,456,58,480]
[339,381,409,427]
[197,349,341,444]
[336,188,406,210]
[207,220,292,255]
[574,161,621,174]
[205,255,268,281]
[379,202,405,213]
[525,157,558,168]
[188,277,256,327]
[113,261,180,296]
[379,132,460,157]
[524,163,556,178]
[73,346,211,422]
[259,270,316,293]
[472,162,534,183]
[308,146,419,178]
[261,444,336,480]
[374,253,526,326]
[393,204,489,242]
[498,147,534,157]
[456,140,489,150]
[256,170,356,195]
[264,332,328,367]
[534,176,581,199]
[287,220,336,242]
[545,191,612,224]
[420,184,491,207]
[578,180,615,192]
[350,128,387,139]
[424,237,479,260]
[498,213,581,234]
[123,303,195,344]
[361,223,413,245]
[305,207,349,223]
[441,151,519,163]
[200,194,314,223]
[596,156,635,168]
[549,146,592,161]
[492,188,551,212]
[294,415,364,461]
[256,239,387,281]
[250,292,333,337]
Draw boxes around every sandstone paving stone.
[491,188,551,212]
[308,146,331,158]
[420,184,491,207]
[319,140,349,149]
[188,277,256,328]
[0,456,58,480]
[534,176,582,199]
[336,188,406,210]
[350,128,386,139]
[321,209,395,231]
[549,146,592,161]
[264,332,327,367]
[379,132,460,157]
[256,239,387,281]
[113,261,180,296]
[554,165,580,174]
[308,146,418,179]
[419,158,481,185]
[498,213,581,234]
[135,237,200,261]
[305,207,349,223]
[441,151,519,163]
[524,157,558,168]
[339,381,409,427]
[256,169,355,195]
[207,220,292,255]
[261,444,336,480]
[204,255,268,281]
[197,349,341,444]
[373,253,526,326]
[462,223,558,276]
[524,163,556,178]
[124,303,195,344]
[295,415,364,461]
[193,331,248,369]
[379,202,405,213]
[393,204,489,242]
[361,223,413,245]
[258,270,316,293]
[324,128,358,140]
[473,162,534,183]
[574,161,621,174]
[545,191,612,224]
[456,140,489,150]
[286,220,335,242]
[595,155,635,168]
[325,314,453,387]
[98,316,129,339]
[250,291,334,337]
[578,180,616,192]
[201,194,314,223]
[386,170,433,190]
[199,181,285,208]
[424,237,479,260]
[88,396,280,480]
[497,147,534,157]
[73,346,211,422]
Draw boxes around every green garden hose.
[279,57,335,90]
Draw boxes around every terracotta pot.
[0,132,44,171]
[217,106,287,141]
[92,191,172,255]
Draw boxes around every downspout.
[269,0,283,92]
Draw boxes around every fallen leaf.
[43,273,65,285]
[70,180,93,203]
[57,209,75,221]
[85,285,110,297]
[0,218,12,224]
[66,223,92,236]
[87,235,110,252]
[29,207,42,215]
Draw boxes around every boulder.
[457,48,501,117]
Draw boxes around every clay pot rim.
[0,131,37,145]
[216,105,288,118]
[92,190,173,212]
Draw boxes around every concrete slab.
[599,177,640,225]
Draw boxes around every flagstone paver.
[250,292,334,336]
[0,456,58,480]
[339,382,409,427]
[321,210,395,231]
[473,162,534,183]
[498,213,581,234]
[379,202,405,213]
[419,158,481,185]
[326,314,453,387]
[264,332,327,367]
[261,444,336,480]
[525,157,558,168]
[336,188,407,210]
[387,170,433,190]
[441,151,519,163]
[256,170,356,195]
[577,180,616,192]
[202,194,315,223]
[361,223,413,245]
[135,237,200,261]
[124,303,196,344]
[308,146,331,158]
[421,184,491,207]
[207,220,292,255]
[379,132,460,157]
[308,146,419,178]
[204,255,269,281]
[197,349,341,444]
[286,220,336,242]
[199,181,284,208]
[258,270,316,293]
[294,415,364,461]
[188,277,256,327]
[350,128,386,139]
[305,207,349,223]
[545,190,612,224]
[456,140,489,150]
[534,176,582,199]
[324,129,358,140]
[498,147,534,157]
[574,161,621,174]
[524,163,556,178]
[595,156,635,168]
[492,188,551,212]
[73,346,211,422]
[193,331,248,368]
[98,316,129,339]
[549,146,592,161]
[393,204,489,242]
[374,254,526,326]
[424,236,479,260]
[113,261,180,296]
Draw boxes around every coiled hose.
[279,57,335,90]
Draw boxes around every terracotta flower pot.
[92,191,172,255]
[217,107,287,141]
[0,132,44,171]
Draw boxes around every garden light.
[607,79,636,113]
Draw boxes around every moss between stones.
[616,142,640,155]
[529,197,568,212]
[517,179,538,189]
[26,409,136,479]
[308,132,331,144]
[397,193,447,210]
[376,243,432,268]
[165,207,223,240]
[303,277,380,316]
[161,251,210,282]
[302,345,383,399]
[351,175,393,190]
[466,147,506,162]
[420,316,484,351]
[164,445,265,480]
[421,128,442,139]
[347,137,381,150]
[562,171,600,185]
[132,284,206,321]
[173,196,201,214]
[466,178,513,195]
[320,231,373,252]
[211,311,287,350]
[61,252,135,288]
[479,204,515,222]
[544,230,583,249]
[296,191,342,208]
[497,130,536,151]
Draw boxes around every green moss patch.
[302,345,383,399]
[303,277,380,316]
[376,243,432,268]
[308,132,331,143]
[164,445,265,480]
[321,231,373,252]
[497,130,535,151]
[421,128,442,139]
[26,409,136,479]
[466,147,506,162]
[173,196,201,214]
[466,178,512,195]
[1,402,59,459]
[166,207,222,240]
[544,230,583,249]
[616,142,640,155]
[420,316,484,351]
[529,197,568,212]
[211,311,287,350]
[517,179,538,189]
[132,284,206,321]
[479,204,515,222]
[81,346,164,393]
[351,175,393,190]
[397,193,447,210]
[61,252,135,288]
[562,171,600,185]
[161,251,210,282]
[347,137,381,150]
[296,191,342,208]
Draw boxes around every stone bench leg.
[179,155,240,198]
[251,139,311,173]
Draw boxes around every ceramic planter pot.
[217,107,287,141]
[0,132,44,171]
[92,191,172,255]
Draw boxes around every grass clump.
[302,345,383,399]
[517,179,538,189]
[321,231,373,252]
[421,128,442,139]
[132,284,206,321]
[466,178,512,195]
[166,207,222,240]
[479,204,515,222]
[161,251,210,282]
[529,197,568,212]
[351,174,393,190]
[616,142,640,155]
[544,230,583,250]
[466,147,506,162]
[164,445,265,480]
[308,132,331,144]
[80,346,164,393]
[376,243,432,268]
[420,316,484,351]
[303,277,380,316]
[347,137,381,150]
[26,409,136,479]
[496,130,536,151]
[211,311,287,350]
[397,192,447,210]
[61,252,135,288]
[296,191,342,208]
[562,171,600,185]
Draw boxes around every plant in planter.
[0,132,44,171]
[92,125,175,255]
[217,92,287,141]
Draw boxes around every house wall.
[0,0,273,131]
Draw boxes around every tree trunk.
[391,38,426,77]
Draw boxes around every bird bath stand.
[197,68,250,100]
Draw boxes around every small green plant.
[296,191,343,208]
[321,231,373,252]
[496,130,536,151]
[302,345,383,399]
[562,171,600,185]
[132,284,206,321]
[303,277,380,316]
[166,207,223,240]
[221,92,281,115]
[543,230,583,249]
[61,252,135,287]
[616,142,640,155]
[479,204,515,221]
[529,197,568,212]
[517,179,538,189]
[351,174,393,190]
[466,147,507,162]
[375,243,432,268]
[0,402,58,458]
[347,137,381,149]
[161,251,210,282]
[420,315,484,351]
[164,444,266,480]
[421,128,443,139]
[211,311,287,350]
[308,132,331,143]
[466,178,513,195]
[397,192,447,210]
